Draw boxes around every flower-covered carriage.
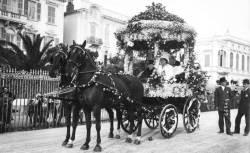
[115,2,209,138]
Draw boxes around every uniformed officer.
[233,79,250,136]
[214,77,234,135]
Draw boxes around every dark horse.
[46,44,81,148]
[65,41,144,152]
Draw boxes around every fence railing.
[0,69,112,133]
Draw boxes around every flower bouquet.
[148,73,163,89]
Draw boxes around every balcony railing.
[0,10,27,23]
[87,37,103,46]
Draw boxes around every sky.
[69,0,250,41]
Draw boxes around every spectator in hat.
[0,87,16,128]
[138,60,155,83]
[233,79,250,136]
[214,77,234,135]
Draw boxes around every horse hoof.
[134,139,141,145]
[80,144,89,150]
[108,133,114,138]
[66,143,73,148]
[115,135,121,139]
[62,141,68,146]
[93,145,102,152]
[125,137,132,143]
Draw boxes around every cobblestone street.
[0,109,249,153]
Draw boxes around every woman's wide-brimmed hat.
[219,77,227,83]
[160,52,170,62]
[243,79,250,84]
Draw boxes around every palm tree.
[0,33,54,71]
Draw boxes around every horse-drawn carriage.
[121,78,201,138]
[37,3,208,152]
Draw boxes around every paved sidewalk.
[0,109,249,153]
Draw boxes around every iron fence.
[0,68,111,133]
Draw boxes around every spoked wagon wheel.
[159,104,178,138]
[144,109,159,129]
[121,109,139,133]
[183,97,201,133]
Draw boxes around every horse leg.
[105,108,114,138]
[57,103,64,126]
[134,107,143,145]
[62,105,71,146]
[65,104,80,148]
[115,108,122,139]
[93,107,102,152]
[80,108,92,150]
[125,109,134,143]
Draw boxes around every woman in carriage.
[152,52,185,82]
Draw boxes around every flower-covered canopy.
[115,2,197,54]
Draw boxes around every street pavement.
[0,109,249,153]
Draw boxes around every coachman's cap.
[219,77,227,83]
[243,79,250,84]
[148,60,154,65]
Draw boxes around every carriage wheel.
[144,110,159,129]
[121,109,139,133]
[159,104,178,138]
[183,97,201,133]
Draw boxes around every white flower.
[127,41,134,47]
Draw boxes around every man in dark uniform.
[214,77,234,135]
[138,60,155,82]
[233,79,250,136]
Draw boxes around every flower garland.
[114,3,197,55]
[184,50,210,95]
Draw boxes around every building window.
[24,0,28,16]
[11,0,18,13]
[18,0,23,14]
[6,0,11,12]
[242,55,245,70]
[90,23,96,37]
[205,54,210,67]
[236,54,239,70]
[37,3,41,21]
[48,6,55,24]
[105,25,109,44]
[0,27,14,43]
[218,50,226,67]
[44,36,53,46]
[230,52,233,68]
[0,27,6,39]
[247,56,250,72]
[16,35,21,48]
[2,0,7,11]
[28,1,36,20]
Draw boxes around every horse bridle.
[68,45,97,73]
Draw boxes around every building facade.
[64,0,129,63]
[195,33,250,90]
[0,0,66,49]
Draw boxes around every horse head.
[65,40,96,76]
[46,45,68,78]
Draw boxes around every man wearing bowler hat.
[233,79,250,136]
[214,77,234,135]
